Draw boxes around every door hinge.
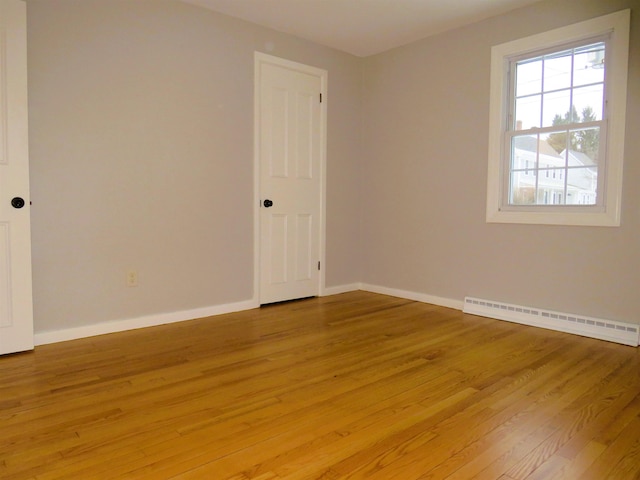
[318,261,321,271]
[319,93,322,103]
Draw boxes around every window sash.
[501,121,607,212]
[502,36,610,210]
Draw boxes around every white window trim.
[486,10,630,227]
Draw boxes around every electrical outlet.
[126,270,138,287]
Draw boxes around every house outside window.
[486,10,630,226]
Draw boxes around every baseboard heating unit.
[463,297,639,347]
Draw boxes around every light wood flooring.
[1,291,640,479]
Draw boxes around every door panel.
[269,213,288,285]
[269,87,288,178]
[0,0,34,355]
[257,55,325,305]
[295,92,314,179]
[295,214,312,281]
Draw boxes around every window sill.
[486,207,621,227]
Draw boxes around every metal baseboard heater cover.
[463,297,639,347]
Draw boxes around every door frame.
[253,52,327,304]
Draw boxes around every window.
[486,10,630,226]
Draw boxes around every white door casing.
[254,53,326,305]
[0,0,34,355]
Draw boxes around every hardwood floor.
[1,291,639,479]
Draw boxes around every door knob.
[263,199,273,208]
[11,197,25,209]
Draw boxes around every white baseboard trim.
[322,283,362,296]
[35,286,634,349]
[360,283,464,311]
[34,298,259,346]
[464,297,639,347]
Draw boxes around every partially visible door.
[0,0,34,355]
[256,53,326,304]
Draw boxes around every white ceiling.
[180,0,542,57]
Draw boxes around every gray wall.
[27,0,639,335]
[27,0,363,332]
[361,0,640,323]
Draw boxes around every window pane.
[510,135,538,205]
[511,149,526,171]
[512,134,539,166]
[539,168,565,203]
[573,84,604,120]
[544,50,572,91]
[573,43,605,87]
[509,159,536,205]
[538,187,552,205]
[567,167,598,204]
[510,182,536,205]
[515,95,541,129]
[516,58,542,96]
[542,89,571,127]
[542,130,569,157]
[510,136,532,205]
[569,127,600,164]
[511,139,536,173]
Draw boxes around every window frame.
[486,10,630,226]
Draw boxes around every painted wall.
[27,0,363,332]
[26,0,639,336]
[361,0,640,323]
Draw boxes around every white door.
[255,53,326,304]
[0,0,34,355]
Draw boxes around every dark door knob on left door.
[263,199,273,208]
[11,197,25,209]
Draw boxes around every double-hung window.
[486,10,630,226]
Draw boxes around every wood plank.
[0,292,639,479]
